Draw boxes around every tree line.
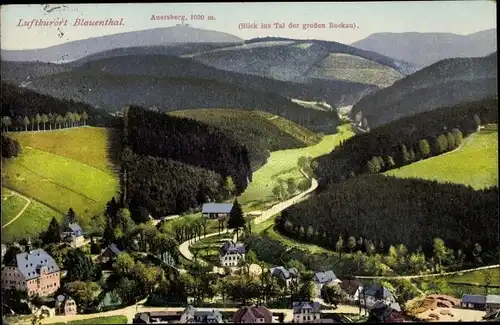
[277,174,499,265]
[314,97,498,185]
[1,111,89,132]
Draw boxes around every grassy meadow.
[238,124,355,210]
[1,188,28,225]
[384,128,498,190]
[446,267,500,286]
[45,315,128,325]
[1,127,120,243]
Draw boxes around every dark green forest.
[278,174,499,262]
[314,97,498,185]
[122,106,253,217]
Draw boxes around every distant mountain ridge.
[351,52,498,128]
[351,29,497,68]
[0,26,243,63]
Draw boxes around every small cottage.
[180,305,223,323]
[313,270,341,297]
[233,305,273,323]
[461,294,486,310]
[360,284,396,308]
[55,294,77,316]
[61,223,85,248]
[367,301,405,323]
[292,301,321,323]
[339,279,363,303]
[99,243,122,264]
[219,241,245,267]
[270,266,300,287]
[486,295,500,312]
[202,203,233,219]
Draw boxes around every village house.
[461,294,486,310]
[180,305,223,323]
[367,301,406,323]
[339,279,363,303]
[133,311,181,324]
[219,241,245,267]
[1,248,60,297]
[60,223,85,248]
[359,284,397,309]
[98,243,122,264]
[233,305,273,323]
[486,295,500,312]
[292,301,321,323]
[270,266,300,287]
[313,270,341,297]
[202,203,233,219]
[55,294,77,316]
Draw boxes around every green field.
[238,124,355,209]
[46,315,128,325]
[384,129,498,190]
[446,267,500,286]
[1,188,28,225]
[2,127,120,242]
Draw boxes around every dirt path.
[2,190,31,228]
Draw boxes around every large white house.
[219,241,245,267]
[292,301,321,323]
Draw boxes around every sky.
[1,1,497,50]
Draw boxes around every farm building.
[202,203,233,219]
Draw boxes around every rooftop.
[202,203,233,214]
[271,266,299,279]
[220,241,246,255]
[314,270,339,284]
[462,294,487,304]
[362,284,393,299]
[293,301,321,313]
[486,295,500,304]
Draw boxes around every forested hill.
[314,97,498,185]
[125,106,252,194]
[0,82,113,127]
[350,52,497,129]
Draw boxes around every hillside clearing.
[445,267,500,286]
[2,128,120,241]
[8,127,121,174]
[238,124,354,209]
[1,188,29,226]
[384,129,498,190]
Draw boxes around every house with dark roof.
[233,305,273,323]
[180,305,223,323]
[339,279,363,303]
[202,203,233,219]
[61,223,85,248]
[270,266,300,287]
[367,301,406,323]
[486,295,500,312]
[360,284,396,309]
[98,244,122,264]
[55,294,77,315]
[461,294,486,310]
[293,301,321,323]
[314,270,341,297]
[1,248,60,297]
[219,241,246,267]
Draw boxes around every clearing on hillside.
[238,124,355,209]
[2,127,120,242]
[8,127,121,173]
[445,267,500,286]
[169,109,322,169]
[384,128,498,190]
